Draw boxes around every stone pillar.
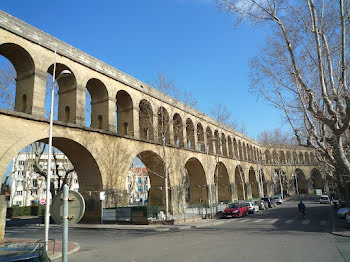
[193,125,198,151]
[203,129,208,152]
[169,121,174,145]
[0,196,6,240]
[245,182,252,200]
[153,110,158,142]
[133,106,140,139]
[107,98,116,132]
[307,179,314,195]
[230,183,237,201]
[31,69,47,117]
[75,85,85,126]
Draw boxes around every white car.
[320,195,331,204]
[273,197,283,204]
[337,207,350,218]
[246,202,259,214]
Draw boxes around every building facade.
[9,152,79,207]
[126,167,150,204]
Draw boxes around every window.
[138,186,142,192]
[138,177,141,183]
[15,201,22,206]
[32,180,38,187]
[31,190,37,196]
[16,191,22,196]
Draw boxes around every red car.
[223,202,248,218]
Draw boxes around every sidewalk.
[71,217,227,232]
[331,206,350,237]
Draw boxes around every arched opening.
[310,152,316,164]
[233,138,238,159]
[286,151,292,163]
[186,118,195,150]
[227,136,233,158]
[127,161,149,206]
[242,143,247,161]
[86,78,109,130]
[265,150,271,164]
[139,99,154,141]
[47,63,77,123]
[310,168,323,191]
[272,150,278,164]
[279,150,286,164]
[299,152,304,164]
[247,145,251,161]
[221,133,227,156]
[305,152,310,165]
[253,147,257,162]
[273,169,287,196]
[249,167,259,198]
[293,151,298,164]
[21,94,27,112]
[259,169,267,196]
[214,130,220,155]
[238,141,243,160]
[0,43,35,114]
[97,115,103,129]
[64,106,70,122]
[206,127,214,154]
[116,90,134,136]
[137,151,168,207]
[2,137,103,223]
[214,162,230,202]
[184,158,207,204]
[173,113,184,147]
[235,165,245,200]
[197,123,205,152]
[294,168,307,194]
[157,107,170,144]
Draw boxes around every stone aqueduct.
[0,11,329,225]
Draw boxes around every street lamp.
[44,55,71,252]
[211,137,220,213]
[206,144,213,217]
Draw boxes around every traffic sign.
[40,198,46,205]
[51,189,85,225]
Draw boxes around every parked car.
[337,207,350,218]
[345,211,350,224]
[223,202,248,218]
[255,200,266,210]
[273,196,283,204]
[320,195,331,204]
[261,197,277,208]
[245,201,259,214]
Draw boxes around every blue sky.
[0,0,287,140]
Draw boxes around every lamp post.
[44,51,71,252]
[206,144,213,217]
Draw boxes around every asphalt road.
[5,199,350,262]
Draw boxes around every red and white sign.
[40,199,46,205]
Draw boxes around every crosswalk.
[232,217,329,226]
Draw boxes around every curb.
[330,232,350,238]
[49,242,80,260]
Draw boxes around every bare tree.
[216,0,350,198]
[0,60,16,110]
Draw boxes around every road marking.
[253,219,264,223]
[285,219,294,224]
[267,219,279,224]
[238,219,250,223]
[302,219,310,225]
[320,220,327,226]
